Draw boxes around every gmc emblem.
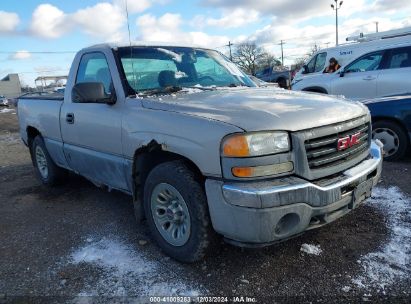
[337,132,361,151]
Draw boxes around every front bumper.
[205,140,383,245]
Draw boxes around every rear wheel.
[143,160,216,263]
[31,136,66,185]
[277,77,287,89]
[372,120,408,161]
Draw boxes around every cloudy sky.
[1,0,410,85]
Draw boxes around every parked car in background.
[18,43,383,262]
[364,95,411,160]
[0,95,8,106]
[255,67,290,88]
[292,43,411,100]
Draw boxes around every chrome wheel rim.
[150,183,191,247]
[372,127,400,157]
[35,145,49,179]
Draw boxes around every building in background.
[35,76,67,92]
[0,74,21,97]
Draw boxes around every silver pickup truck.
[18,43,383,262]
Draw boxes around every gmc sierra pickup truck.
[18,43,383,262]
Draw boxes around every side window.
[345,51,384,73]
[314,52,327,72]
[76,52,113,94]
[386,47,411,69]
[306,56,316,73]
[120,58,177,90]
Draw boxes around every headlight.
[222,132,290,157]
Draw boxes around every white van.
[292,27,411,100]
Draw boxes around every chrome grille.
[305,123,370,170]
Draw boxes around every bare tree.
[232,42,283,75]
[258,53,282,70]
[292,57,307,71]
[292,44,321,71]
[232,43,259,75]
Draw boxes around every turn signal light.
[232,162,294,178]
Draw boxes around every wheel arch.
[26,126,41,147]
[302,86,328,94]
[26,126,42,164]
[131,140,205,221]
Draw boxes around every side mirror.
[302,65,308,74]
[72,82,115,104]
[340,70,345,77]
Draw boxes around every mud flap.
[350,179,373,209]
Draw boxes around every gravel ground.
[0,108,410,303]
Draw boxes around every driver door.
[330,51,385,100]
[60,52,128,190]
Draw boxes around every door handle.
[363,76,376,81]
[66,113,75,124]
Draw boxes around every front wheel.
[143,160,216,263]
[372,120,408,161]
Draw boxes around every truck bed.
[18,96,64,146]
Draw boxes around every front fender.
[122,106,242,177]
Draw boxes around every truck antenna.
[125,0,137,92]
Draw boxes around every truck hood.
[141,88,368,132]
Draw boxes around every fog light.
[231,162,294,178]
[274,213,300,236]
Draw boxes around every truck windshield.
[117,46,255,94]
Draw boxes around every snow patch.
[300,244,323,256]
[352,187,411,292]
[0,133,20,144]
[70,237,201,297]
[342,286,351,292]
[0,108,14,113]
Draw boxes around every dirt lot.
[1,108,410,303]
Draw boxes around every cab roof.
[83,41,208,51]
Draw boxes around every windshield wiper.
[136,85,217,97]
[137,86,183,97]
[181,86,216,91]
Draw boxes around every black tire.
[31,135,66,185]
[372,120,408,161]
[277,77,287,89]
[143,160,216,263]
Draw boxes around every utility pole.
[331,0,343,46]
[279,40,285,66]
[374,21,379,33]
[227,41,233,61]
